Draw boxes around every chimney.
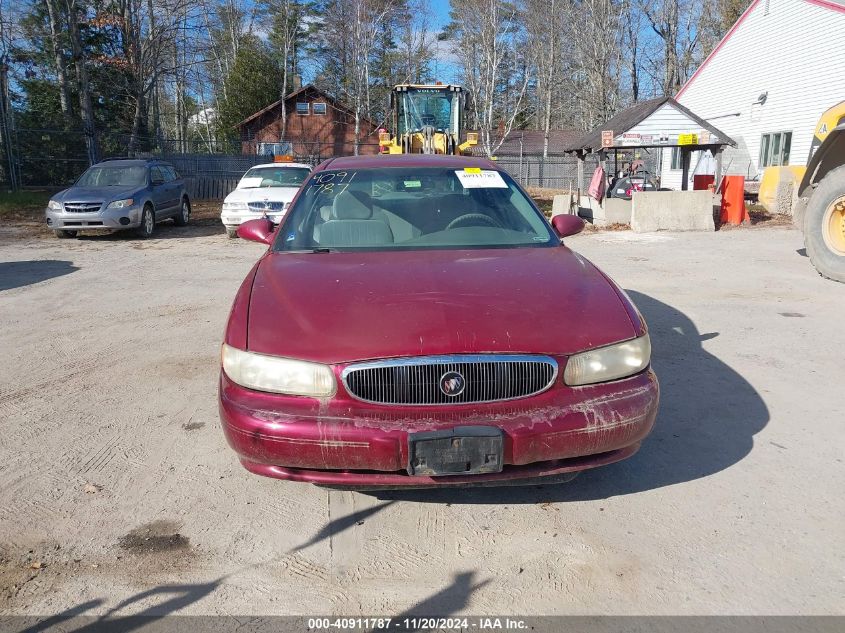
[293,75,302,91]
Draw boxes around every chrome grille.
[342,355,558,405]
[63,202,102,213]
[247,201,286,213]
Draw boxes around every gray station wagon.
[45,159,191,238]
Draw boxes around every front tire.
[226,227,238,239]
[54,229,77,239]
[804,165,845,283]
[135,205,155,239]
[174,198,190,226]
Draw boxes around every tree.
[445,0,529,157]
[215,35,282,138]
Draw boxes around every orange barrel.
[693,174,715,191]
[720,175,747,225]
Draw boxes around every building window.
[760,131,792,167]
[296,102,309,115]
[670,147,683,170]
[257,141,293,156]
[312,102,327,115]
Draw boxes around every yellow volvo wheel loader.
[378,84,478,155]
[794,101,845,282]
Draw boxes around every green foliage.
[216,36,284,139]
[0,190,52,216]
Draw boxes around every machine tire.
[54,229,77,239]
[226,227,238,239]
[804,165,845,283]
[174,197,191,226]
[136,205,155,239]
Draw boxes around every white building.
[660,0,845,190]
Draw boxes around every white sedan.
[221,162,311,238]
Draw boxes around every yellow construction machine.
[792,100,845,282]
[378,84,478,155]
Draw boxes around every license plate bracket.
[408,426,504,476]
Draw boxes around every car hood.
[56,186,138,202]
[246,247,638,364]
[224,187,300,204]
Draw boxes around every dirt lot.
[1,216,843,618]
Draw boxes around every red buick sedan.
[219,155,658,488]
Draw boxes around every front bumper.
[221,211,285,228]
[219,368,659,487]
[46,205,142,230]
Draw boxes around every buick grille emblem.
[439,371,466,397]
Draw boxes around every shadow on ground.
[0,260,78,291]
[17,580,222,633]
[367,291,770,504]
[73,218,224,241]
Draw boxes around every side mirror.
[237,218,275,245]
[551,214,585,238]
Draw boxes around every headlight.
[222,344,336,397]
[222,202,248,212]
[107,198,134,209]
[563,334,651,386]
[48,200,62,211]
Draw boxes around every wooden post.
[714,146,723,191]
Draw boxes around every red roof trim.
[675,0,762,99]
[678,0,845,99]
[804,0,845,12]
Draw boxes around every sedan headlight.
[48,200,62,211]
[107,198,134,209]
[563,334,651,386]
[222,344,336,397]
[222,202,249,212]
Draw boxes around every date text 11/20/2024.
[307,617,529,631]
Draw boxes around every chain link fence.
[1,127,662,199]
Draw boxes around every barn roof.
[566,96,735,153]
[235,84,376,129]
[470,128,583,156]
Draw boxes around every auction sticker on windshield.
[455,169,508,189]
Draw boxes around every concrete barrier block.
[552,194,573,216]
[631,190,715,232]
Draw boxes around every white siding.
[661,0,845,190]
[622,103,729,143]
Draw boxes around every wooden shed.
[236,85,379,160]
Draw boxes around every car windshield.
[274,167,557,252]
[76,165,147,187]
[239,167,310,189]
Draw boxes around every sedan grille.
[247,201,286,213]
[63,202,102,213]
[342,355,558,406]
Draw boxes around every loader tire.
[804,165,845,283]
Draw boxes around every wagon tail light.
[563,334,651,386]
[221,344,336,397]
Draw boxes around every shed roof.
[567,96,735,153]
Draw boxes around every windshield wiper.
[311,247,335,253]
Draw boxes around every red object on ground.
[720,175,748,225]
[693,174,715,191]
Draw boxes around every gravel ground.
[0,219,843,618]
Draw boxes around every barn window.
[313,102,327,115]
[759,131,792,167]
[296,102,309,115]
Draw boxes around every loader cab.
[384,84,472,155]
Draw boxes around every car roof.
[247,162,312,170]
[94,158,169,167]
[315,154,499,172]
